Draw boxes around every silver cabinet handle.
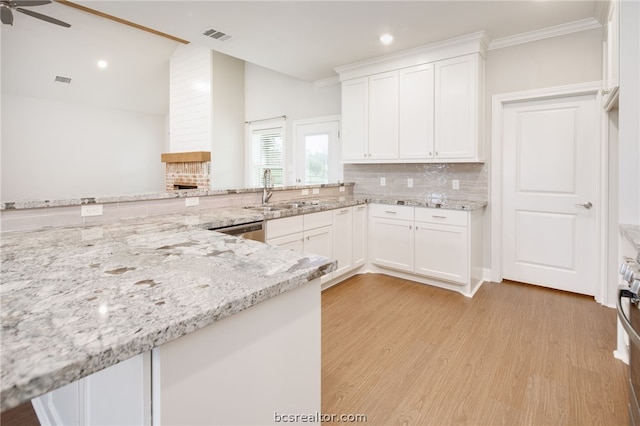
[384,210,397,214]
[575,202,593,209]
[432,215,447,219]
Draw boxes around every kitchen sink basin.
[243,205,289,212]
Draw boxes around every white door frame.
[491,81,609,304]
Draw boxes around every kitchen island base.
[32,279,321,426]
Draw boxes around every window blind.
[251,127,284,186]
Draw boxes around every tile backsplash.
[344,163,487,202]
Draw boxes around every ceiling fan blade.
[0,5,13,25]
[10,1,51,6]
[15,6,70,27]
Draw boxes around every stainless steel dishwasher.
[208,221,265,242]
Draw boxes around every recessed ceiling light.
[97,60,108,69]
[379,34,394,45]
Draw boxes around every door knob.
[575,202,593,209]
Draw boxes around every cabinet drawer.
[266,215,304,239]
[304,211,332,230]
[369,203,414,221]
[414,208,467,226]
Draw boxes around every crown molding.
[488,18,602,51]
[313,76,340,88]
[335,31,487,81]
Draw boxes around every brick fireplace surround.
[161,151,211,191]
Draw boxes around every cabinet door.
[434,54,478,160]
[352,205,367,268]
[399,64,435,159]
[341,78,369,161]
[370,217,413,273]
[268,232,304,251]
[304,226,333,283]
[414,222,468,284]
[368,71,399,159]
[332,208,353,277]
[32,353,151,426]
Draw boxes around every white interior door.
[502,94,598,295]
[294,118,341,185]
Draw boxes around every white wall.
[169,44,212,153]
[212,51,245,189]
[618,0,640,225]
[244,64,341,186]
[484,28,604,269]
[1,94,166,201]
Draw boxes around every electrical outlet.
[452,179,460,190]
[185,197,200,207]
[301,189,310,196]
[81,204,103,217]
[407,178,413,188]
[312,188,320,195]
[380,177,386,187]
[339,186,345,192]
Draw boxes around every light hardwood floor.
[322,274,629,426]
[3,273,628,426]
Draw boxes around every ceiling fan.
[1,0,70,27]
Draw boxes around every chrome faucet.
[262,168,273,204]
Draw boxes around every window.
[294,117,342,185]
[304,134,329,184]
[248,124,285,187]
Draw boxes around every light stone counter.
[367,197,487,211]
[1,194,485,411]
[0,212,336,411]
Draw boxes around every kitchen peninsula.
[1,205,337,425]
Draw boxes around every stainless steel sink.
[243,205,288,212]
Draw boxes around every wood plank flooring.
[3,273,628,425]
[322,274,629,426]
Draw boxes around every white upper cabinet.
[341,77,369,160]
[399,64,435,160]
[434,54,481,161]
[337,33,486,164]
[368,71,399,159]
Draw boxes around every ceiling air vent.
[54,76,72,84]
[202,28,231,41]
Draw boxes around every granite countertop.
[0,194,486,410]
[366,197,487,211]
[621,224,640,253]
[0,213,336,411]
[1,182,355,211]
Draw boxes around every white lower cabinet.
[266,206,368,286]
[267,211,333,284]
[352,205,367,268]
[32,353,151,426]
[332,207,353,278]
[370,216,414,273]
[369,203,484,296]
[414,222,468,284]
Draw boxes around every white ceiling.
[78,0,601,82]
[1,1,601,114]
